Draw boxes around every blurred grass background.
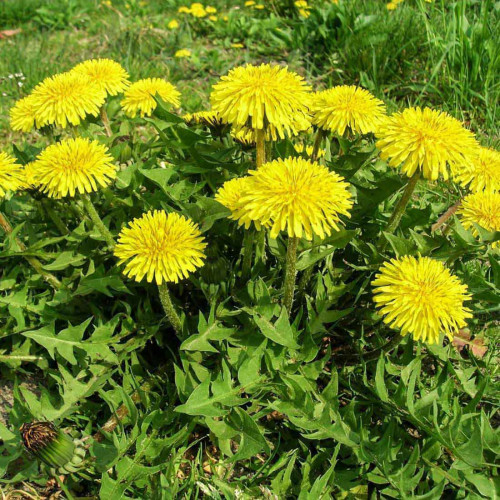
[0,0,498,144]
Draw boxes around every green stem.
[283,237,299,315]
[42,199,69,235]
[241,229,255,279]
[384,171,421,235]
[100,106,113,137]
[0,211,62,290]
[255,128,266,168]
[0,354,43,363]
[297,265,314,298]
[311,128,326,162]
[81,195,115,249]
[54,474,76,500]
[338,334,404,365]
[158,283,182,337]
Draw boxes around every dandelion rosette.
[312,86,386,136]
[230,157,353,240]
[10,95,38,132]
[372,256,471,344]
[0,152,26,197]
[71,58,130,96]
[210,64,312,139]
[121,78,181,118]
[454,146,500,193]
[458,191,500,248]
[376,107,478,180]
[114,211,207,284]
[32,138,117,198]
[30,72,106,128]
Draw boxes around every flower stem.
[100,106,113,137]
[241,229,254,279]
[81,195,115,249]
[256,128,266,168]
[283,237,299,315]
[0,211,62,290]
[158,282,182,337]
[311,128,326,162]
[338,334,404,365]
[384,170,421,235]
[297,265,314,298]
[431,199,462,233]
[42,199,69,235]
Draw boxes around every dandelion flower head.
[458,191,500,248]
[312,86,386,136]
[121,78,181,118]
[376,107,478,181]
[0,152,26,198]
[32,138,117,198]
[71,58,130,96]
[114,211,207,284]
[232,156,353,240]
[372,255,471,344]
[210,64,312,139]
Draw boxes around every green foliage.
[0,0,498,498]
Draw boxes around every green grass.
[0,0,498,144]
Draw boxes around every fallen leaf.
[0,29,22,39]
[452,329,488,359]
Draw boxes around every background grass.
[0,0,498,145]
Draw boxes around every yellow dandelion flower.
[231,113,311,144]
[386,2,397,10]
[210,64,312,140]
[295,0,309,7]
[114,211,206,284]
[71,59,130,96]
[30,72,106,128]
[32,138,117,198]
[121,78,181,118]
[215,177,266,230]
[312,86,386,136]
[372,256,471,344]
[189,3,207,17]
[230,126,256,146]
[298,8,310,17]
[0,152,25,198]
[375,107,478,181]
[244,1,255,5]
[254,4,265,9]
[454,146,500,193]
[208,15,217,21]
[206,6,217,13]
[23,162,38,189]
[294,143,325,158]
[10,95,38,132]
[168,19,179,29]
[233,157,353,240]
[175,49,192,58]
[183,110,224,127]
[178,6,190,13]
[458,191,500,247]
[231,43,244,48]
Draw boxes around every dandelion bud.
[20,421,85,474]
